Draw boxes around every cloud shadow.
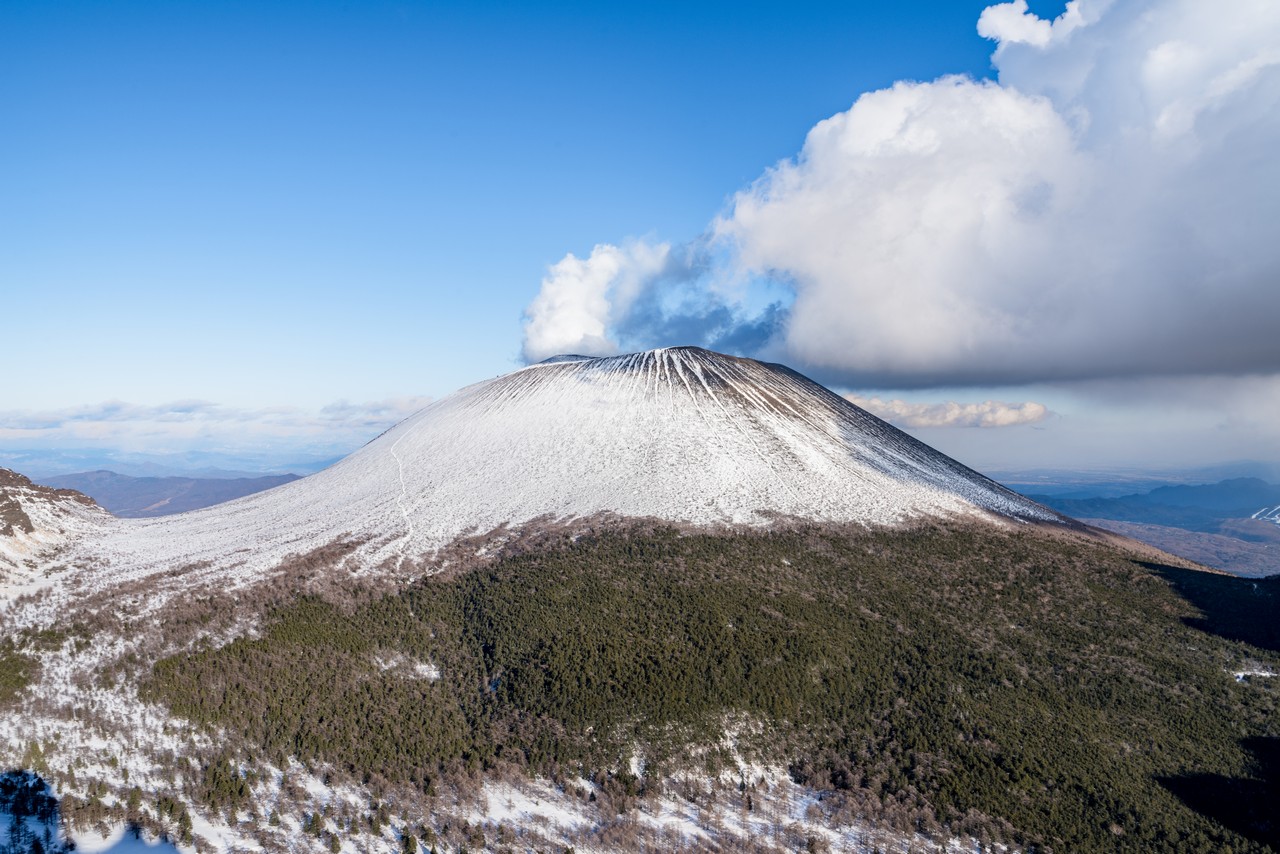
[2,769,181,853]
[1146,562,1280,653]
[1158,737,1280,850]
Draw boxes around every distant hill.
[41,470,301,518]
[996,461,1280,500]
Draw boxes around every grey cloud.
[611,275,789,358]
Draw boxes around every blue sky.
[3,0,1279,477]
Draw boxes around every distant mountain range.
[1030,477,1280,530]
[1,448,339,479]
[1030,478,1280,576]
[40,470,301,518]
[996,461,1280,499]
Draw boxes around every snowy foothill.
[0,469,109,598]
[1250,504,1280,524]
[2,718,1005,854]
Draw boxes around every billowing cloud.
[523,0,1280,388]
[845,395,1049,428]
[977,0,1091,51]
[521,241,672,363]
[521,239,790,363]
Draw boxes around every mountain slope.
[68,348,1064,596]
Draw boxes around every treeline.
[144,523,1279,853]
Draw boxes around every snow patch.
[1233,668,1276,682]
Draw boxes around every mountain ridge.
[40,469,301,518]
[1031,477,1280,575]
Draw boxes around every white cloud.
[520,239,792,361]
[521,241,671,363]
[980,0,1056,49]
[845,395,1049,428]
[526,0,1280,390]
[717,75,1088,384]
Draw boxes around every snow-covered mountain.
[8,348,1065,601]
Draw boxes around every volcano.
[60,347,1065,591]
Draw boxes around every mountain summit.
[63,347,1063,593]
